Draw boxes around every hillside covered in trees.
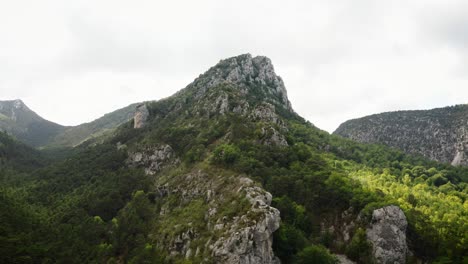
[1,54,467,264]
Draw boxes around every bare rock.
[451,129,468,166]
[250,103,281,125]
[127,144,180,175]
[186,54,293,111]
[366,205,408,264]
[260,127,288,147]
[134,103,149,129]
[334,105,468,166]
[211,179,281,264]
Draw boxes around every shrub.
[346,228,372,263]
[212,144,241,165]
[295,244,338,264]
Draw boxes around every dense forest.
[1,101,466,263]
[1,55,467,264]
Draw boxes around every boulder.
[366,205,408,264]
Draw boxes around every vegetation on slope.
[0,55,466,263]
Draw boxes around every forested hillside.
[0,100,138,149]
[0,100,66,147]
[1,54,466,264]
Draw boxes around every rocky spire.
[134,103,149,129]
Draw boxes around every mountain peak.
[186,54,292,111]
[13,99,25,107]
[0,99,65,147]
[0,99,26,110]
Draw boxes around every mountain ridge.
[1,54,295,148]
[334,104,468,166]
[0,99,139,148]
[0,99,67,147]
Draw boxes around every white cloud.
[0,0,467,132]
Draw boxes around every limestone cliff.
[334,105,468,166]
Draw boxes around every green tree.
[295,245,337,264]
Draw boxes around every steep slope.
[1,54,467,264]
[334,105,468,166]
[0,99,66,147]
[0,131,45,172]
[0,99,138,148]
[46,103,139,148]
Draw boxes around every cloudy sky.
[1,0,467,132]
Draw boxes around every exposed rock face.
[212,183,281,264]
[250,103,284,127]
[185,54,293,111]
[366,205,408,264]
[334,105,468,166]
[151,169,281,264]
[134,103,149,129]
[452,129,467,166]
[127,144,180,175]
[260,127,288,147]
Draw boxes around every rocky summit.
[334,104,468,166]
[1,54,467,264]
[182,54,292,111]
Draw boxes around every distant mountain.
[46,103,139,148]
[0,99,66,147]
[334,104,468,166]
[0,99,138,148]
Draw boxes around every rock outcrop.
[184,54,293,111]
[366,205,408,264]
[212,183,281,264]
[150,169,281,264]
[334,104,468,166]
[127,144,180,175]
[134,103,149,129]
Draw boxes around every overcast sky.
[1,0,467,132]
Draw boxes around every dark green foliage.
[0,135,158,263]
[0,188,50,264]
[111,191,159,262]
[273,224,307,262]
[346,228,372,263]
[295,245,338,264]
[0,67,466,264]
[0,132,46,172]
[212,144,241,165]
